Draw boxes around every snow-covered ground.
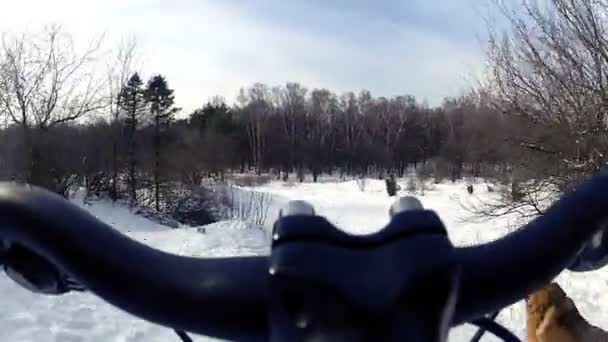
[1,178,607,341]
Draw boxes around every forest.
[0,0,606,223]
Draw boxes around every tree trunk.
[26,128,52,192]
[246,121,258,174]
[398,162,405,178]
[255,118,264,175]
[297,164,304,182]
[82,156,88,195]
[128,111,137,207]
[23,125,34,184]
[312,167,319,182]
[154,114,160,213]
[282,172,289,182]
[473,162,481,178]
[111,140,118,201]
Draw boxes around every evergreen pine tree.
[145,75,179,212]
[118,73,147,207]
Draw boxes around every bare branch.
[0,27,108,129]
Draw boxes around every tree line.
[0,29,553,220]
[2,0,608,221]
[0,72,517,205]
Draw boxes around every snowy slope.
[0,194,268,342]
[1,180,607,341]
[254,179,608,341]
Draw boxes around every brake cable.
[470,310,500,342]
[174,329,193,342]
[469,315,519,342]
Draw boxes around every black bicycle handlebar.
[0,184,269,340]
[454,172,608,324]
[0,174,607,341]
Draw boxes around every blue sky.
[0,0,497,112]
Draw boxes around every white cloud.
[0,0,488,112]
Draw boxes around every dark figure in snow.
[385,174,398,197]
[467,185,474,194]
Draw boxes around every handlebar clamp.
[268,208,461,341]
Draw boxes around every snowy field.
[1,178,608,341]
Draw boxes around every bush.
[167,186,218,226]
[416,162,433,180]
[135,207,180,228]
[385,175,398,196]
[219,186,272,228]
[84,172,122,201]
[228,174,272,187]
[136,183,220,227]
[429,158,451,183]
[416,163,434,195]
[406,177,417,192]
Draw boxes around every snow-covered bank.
[1,179,607,341]
[254,178,608,341]
[0,193,266,342]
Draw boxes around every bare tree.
[489,0,608,179]
[0,26,106,190]
[0,27,106,129]
[386,95,417,171]
[237,83,272,175]
[337,92,364,175]
[107,37,137,200]
[478,0,608,217]
[307,88,336,181]
[278,82,307,179]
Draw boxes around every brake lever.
[269,198,460,341]
[569,230,608,272]
[2,243,84,294]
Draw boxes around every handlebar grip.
[452,173,608,324]
[0,183,269,340]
